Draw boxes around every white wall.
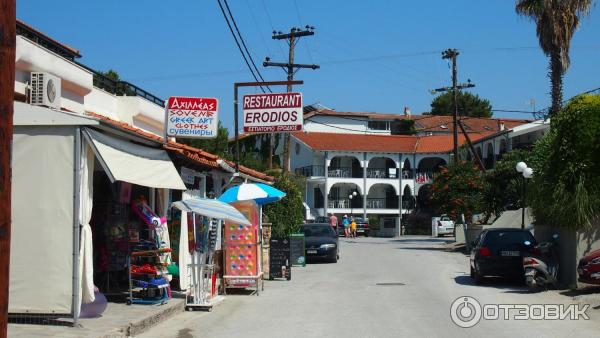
[15,36,92,115]
[290,137,316,170]
[305,115,369,134]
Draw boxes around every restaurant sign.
[242,92,302,133]
[166,96,218,139]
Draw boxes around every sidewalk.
[8,298,185,338]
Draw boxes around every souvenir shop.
[84,128,187,306]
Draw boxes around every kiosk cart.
[172,198,251,311]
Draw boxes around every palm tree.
[516,0,594,117]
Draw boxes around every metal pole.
[234,84,240,172]
[452,54,459,162]
[0,1,16,334]
[521,178,526,229]
[72,128,82,326]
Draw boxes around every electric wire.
[216,0,266,93]
[221,0,272,93]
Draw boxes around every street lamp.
[349,191,358,216]
[515,162,533,229]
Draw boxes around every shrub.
[529,94,600,229]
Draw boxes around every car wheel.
[470,266,474,278]
[364,232,369,237]
[330,255,338,263]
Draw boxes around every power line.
[216,0,267,93]
[222,0,271,92]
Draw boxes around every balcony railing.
[367,198,398,209]
[401,170,413,179]
[327,167,353,178]
[415,171,435,184]
[327,198,363,209]
[366,167,398,179]
[295,165,325,177]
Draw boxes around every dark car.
[336,217,370,237]
[301,223,339,263]
[578,249,600,285]
[470,228,536,284]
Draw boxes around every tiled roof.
[415,133,493,153]
[293,131,493,154]
[86,112,272,182]
[304,109,530,133]
[293,132,418,153]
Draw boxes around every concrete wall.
[534,219,600,288]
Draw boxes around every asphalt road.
[138,236,600,338]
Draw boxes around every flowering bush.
[430,161,485,222]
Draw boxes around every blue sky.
[17,0,600,132]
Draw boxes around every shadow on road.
[454,275,528,292]
[396,246,449,251]
[389,238,454,244]
[560,286,600,297]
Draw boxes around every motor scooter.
[522,234,559,290]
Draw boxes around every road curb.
[98,300,185,338]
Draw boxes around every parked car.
[434,214,455,237]
[301,223,339,263]
[578,248,600,285]
[470,228,536,284]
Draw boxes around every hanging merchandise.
[127,195,172,305]
[132,195,165,228]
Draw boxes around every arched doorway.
[328,183,362,209]
[402,158,413,179]
[367,157,397,178]
[367,184,398,209]
[329,155,362,178]
[402,185,415,210]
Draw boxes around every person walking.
[342,215,350,238]
[329,213,338,233]
[350,217,358,239]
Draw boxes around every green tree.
[516,0,593,117]
[528,94,600,229]
[263,174,305,237]
[430,161,485,222]
[430,91,493,118]
[481,149,531,223]
[181,121,231,159]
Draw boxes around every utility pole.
[431,49,474,162]
[264,26,319,173]
[0,1,16,336]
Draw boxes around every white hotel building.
[279,106,547,223]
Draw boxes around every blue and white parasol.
[219,183,286,205]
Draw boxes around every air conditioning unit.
[30,72,61,109]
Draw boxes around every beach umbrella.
[172,198,251,225]
[219,183,285,205]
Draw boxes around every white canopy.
[83,128,186,190]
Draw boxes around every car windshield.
[484,230,536,249]
[301,225,336,237]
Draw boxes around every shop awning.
[172,198,251,225]
[83,128,186,190]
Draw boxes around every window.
[368,120,390,131]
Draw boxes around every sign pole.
[233,80,303,173]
